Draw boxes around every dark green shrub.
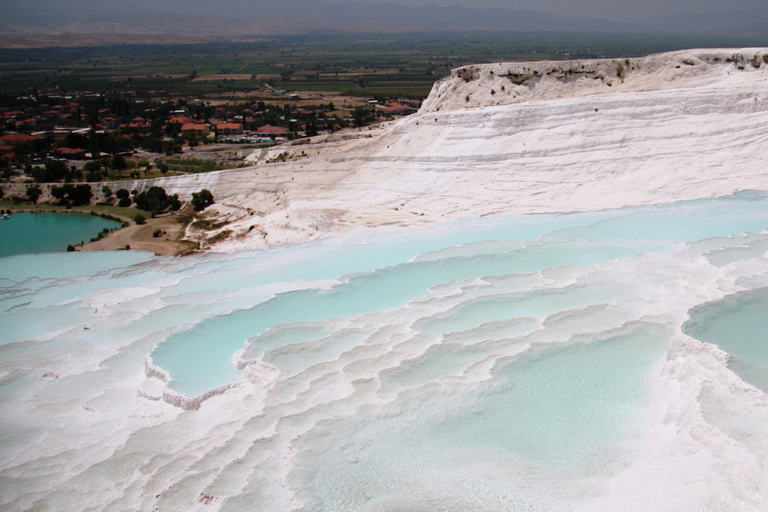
[191,189,214,211]
[134,186,171,213]
[26,185,41,203]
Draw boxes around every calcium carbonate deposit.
[1,49,768,511]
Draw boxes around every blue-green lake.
[0,212,122,258]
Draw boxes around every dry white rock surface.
[2,48,768,512]
[79,48,768,252]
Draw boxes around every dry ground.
[79,213,199,256]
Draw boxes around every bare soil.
[79,213,198,256]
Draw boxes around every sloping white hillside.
[194,48,768,251]
[421,48,768,111]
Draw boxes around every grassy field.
[2,31,765,101]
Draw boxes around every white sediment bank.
[178,48,768,251]
[1,48,768,512]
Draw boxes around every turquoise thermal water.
[291,324,670,511]
[2,192,768,510]
[684,288,768,392]
[150,193,768,397]
[0,212,121,257]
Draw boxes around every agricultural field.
[1,31,761,102]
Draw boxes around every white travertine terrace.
[173,48,768,251]
[2,49,768,512]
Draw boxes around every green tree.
[352,107,373,128]
[83,160,100,173]
[83,160,101,181]
[33,160,68,183]
[191,189,214,211]
[12,141,34,161]
[115,188,132,207]
[305,120,318,137]
[141,136,163,153]
[63,132,88,149]
[51,185,67,204]
[169,193,181,211]
[163,140,181,156]
[111,154,128,178]
[26,184,41,203]
[64,184,93,206]
[1,165,13,181]
[134,186,173,213]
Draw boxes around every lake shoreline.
[0,203,196,257]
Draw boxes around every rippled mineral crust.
[1,48,768,512]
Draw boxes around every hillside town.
[0,89,419,184]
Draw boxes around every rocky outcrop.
[421,48,768,112]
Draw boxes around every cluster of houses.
[0,92,420,167]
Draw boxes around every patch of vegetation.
[50,184,93,206]
[25,184,41,203]
[133,186,181,214]
[191,189,214,211]
[115,189,132,207]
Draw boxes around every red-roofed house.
[169,115,194,124]
[51,147,87,159]
[0,133,41,143]
[181,123,209,136]
[381,102,412,115]
[255,125,289,137]
[216,123,243,136]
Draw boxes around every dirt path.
[79,213,199,256]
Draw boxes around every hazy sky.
[331,0,767,21]
[6,0,767,34]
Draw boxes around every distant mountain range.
[1,0,766,38]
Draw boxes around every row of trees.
[18,183,214,215]
[51,184,93,206]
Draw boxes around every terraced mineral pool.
[684,288,768,392]
[2,191,768,510]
